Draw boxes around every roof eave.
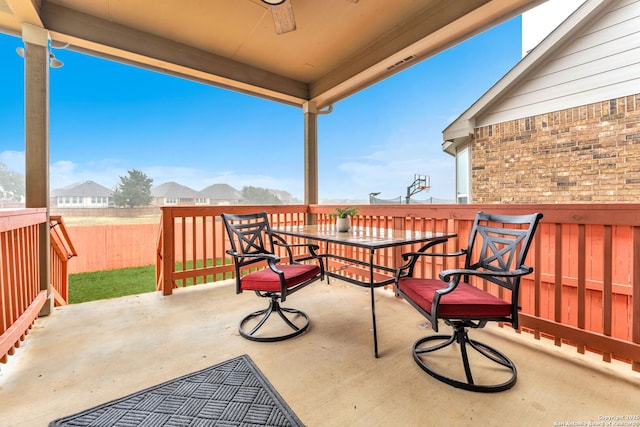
[441,0,610,148]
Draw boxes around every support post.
[22,24,52,316]
[303,101,319,225]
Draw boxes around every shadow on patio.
[2,279,638,426]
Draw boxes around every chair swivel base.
[239,298,310,342]
[412,327,517,393]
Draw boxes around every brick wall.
[472,94,640,203]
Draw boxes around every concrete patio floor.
[1,279,638,426]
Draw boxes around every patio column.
[22,24,52,316]
[303,101,318,225]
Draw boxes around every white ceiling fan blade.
[270,1,296,34]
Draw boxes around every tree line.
[0,162,24,202]
[0,164,291,206]
[113,169,288,207]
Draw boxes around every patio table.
[274,224,455,357]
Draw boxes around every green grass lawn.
[68,259,232,304]
[68,265,156,304]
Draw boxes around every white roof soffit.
[442,0,610,143]
[307,0,547,107]
[1,0,544,109]
[442,130,473,156]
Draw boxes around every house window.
[456,145,469,204]
[91,196,108,204]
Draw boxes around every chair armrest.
[271,232,322,264]
[396,238,461,279]
[438,265,533,283]
[225,249,280,263]
[272,233,319,250]
[270,232,325,285]
[401,249,465,261]
[225,249,287,281]
[273,240,320,251]
[401,236,462,261]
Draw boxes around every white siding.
[477,0,640,126]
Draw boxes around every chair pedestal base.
[239,297,310,342]
[412,325,517,393]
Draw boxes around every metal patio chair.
[395,211,543,392]
[221,212,324,342]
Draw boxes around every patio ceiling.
[0,0,543,108]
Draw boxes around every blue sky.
[0,15,523,202]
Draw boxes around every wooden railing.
[0,210,78,363]
[157,204,639,371]
[0,209,48,363]
[49,216,77,306]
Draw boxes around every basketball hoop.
[406,174,430,204]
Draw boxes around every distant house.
[442,0,640,203]
[199,184,243,205]
[269,189,300,204]
[51,181,114,208]
[151,182,205,206]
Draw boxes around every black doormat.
[49,354,304,426]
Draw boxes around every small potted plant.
[330,206,358,232]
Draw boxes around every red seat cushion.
[398,277,512,318]
[241,264,321,292]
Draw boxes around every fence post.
[633,226,640,371]
[162,208,175,295]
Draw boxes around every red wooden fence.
[65,223,159,273]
